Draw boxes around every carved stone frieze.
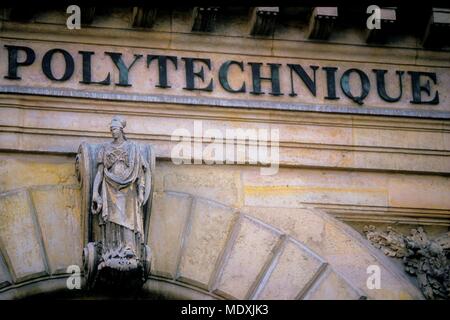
[364,225,450,299]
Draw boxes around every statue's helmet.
[110,116,126,130]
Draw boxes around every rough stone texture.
[321,221,422,300]
[303,268,362,300]
[29,186,82,274]
[243,205,423,299]
[148,191,192,278]
[1,102,449,175]
[0,190,47,282]
[0,186,425,299]
[256,240,324,300]
[0,153,77,193]
[178,198,236,288]
[243,168,388,207]
[242,167,450,225]
[215,217,281,299]
[387,175,450,209]
[1,7,448,299]
[159,164,242,207]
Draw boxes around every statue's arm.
[138,148,152,207]
[93,163,103,195]
[91,163,104,214]
[137,165,146,207]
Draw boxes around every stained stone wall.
[0,6,449,299]
[0,155,423,299]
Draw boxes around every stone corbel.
[422,8,450,48]
[131,7,157,29]
[191,7,220,32]
[366,7,397,43]
[307,7,338,40]
[249,7,279,36]
[81,7,96,25]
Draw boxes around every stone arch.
[0,185,423,299]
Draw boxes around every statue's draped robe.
[97,140,148,256]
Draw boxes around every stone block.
[177,198,236,288]
[0,190,47,282]
[29,186,82,274]
[161,164,242,207]
[242,168,388,208]
[148,191,192,278]
[303,268,361,300]
[243,205,423,299]
[387,175,450,209]
[321,219,421,299]
[0,154,77,193]
[256,239,324,300]
[243,206,326,249]
[215,216,280,299]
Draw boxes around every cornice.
[1,21,450,68]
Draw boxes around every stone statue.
[76,116,154,290]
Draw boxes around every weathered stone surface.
[215,216,281,299]
[243,205,423,299]
[0,190,47,282]
[244,206,326,246]
[0,153,77,193]
[178,198,236,288]
[387,175,450,209]
[29,186,82,274]
[242,168,450,225]
[1,103,449,176]
[160,164,242,207]
[0,189,426,299]
[353,127,448,151]
[148,191,192,278]
[243,168,389,207]
[320,219,421,299]
[303,268,362,300]
[257,239,324,300]
[0,6,448,299]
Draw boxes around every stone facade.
[0,6,449,299]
